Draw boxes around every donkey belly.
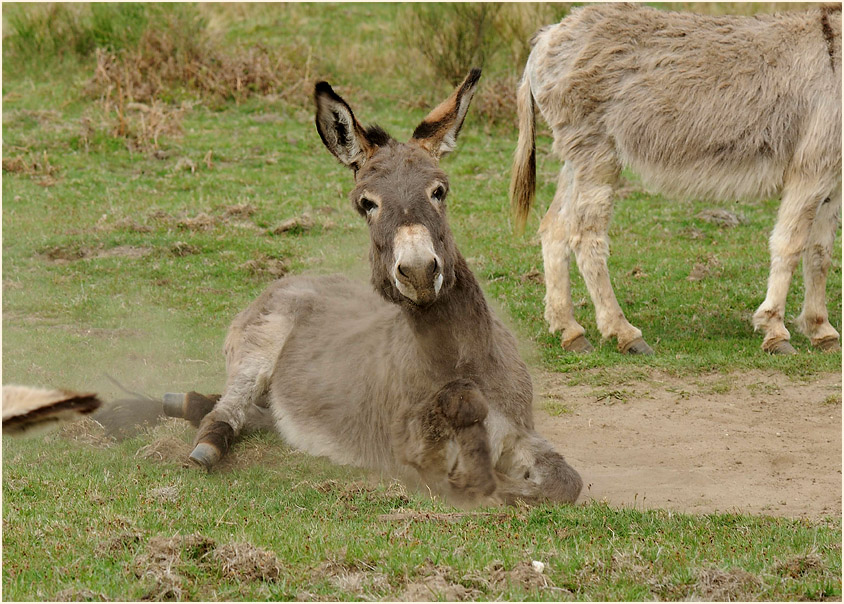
[263,275,408,473]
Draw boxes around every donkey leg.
[396,379,497,505]
[493,431,582,504]
[163,392,220,427]
[566,163,652,354]
[540,164,592,353]
[753,177,832,354]
[191,349,281,468]
[434,380,496,500]
[796,186,841,351]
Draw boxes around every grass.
[2,2,841,601]
[3,422,841,601]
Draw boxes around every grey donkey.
[166,69,582,507]
[511,3,841,355]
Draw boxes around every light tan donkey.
[511,3,842,355]
[166,70,582,507]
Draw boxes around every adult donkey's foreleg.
[796,184,841,351]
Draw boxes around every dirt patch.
[271,213,316,235]
[378,511,507,523]
[536,369,842,518]
[39,244,153,264]
[134,418,195,465]
[308,558,390,599]
[687,254,723,281]
[134,534,216,600]
[399,559,554,602]
[774,552,825,578]
[239,254,288,279]
[294,479,411,509]
[399,561,479,602]
[3,150,59,186]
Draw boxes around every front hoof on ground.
[814,336,840,352]
[563,334,594,353]
[621,337,654,355]
[189,443,222,470]
[764,340,797,355]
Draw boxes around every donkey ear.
[314,82,378,171]
[411,68,481,159]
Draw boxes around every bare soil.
[536,369,842,519]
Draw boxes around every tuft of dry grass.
[692,567,762,601]
[2,151,59,185]
[213,543,283,582]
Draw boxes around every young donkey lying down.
[166,69,582,507]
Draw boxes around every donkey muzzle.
[393,225,444,305]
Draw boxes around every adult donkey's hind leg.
[540,164,592,353]
[552,158,653,354]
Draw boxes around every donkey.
[510,3,842,355]
[164,69,582,507]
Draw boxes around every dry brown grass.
[86,25,310,153]
[2,150,59,185]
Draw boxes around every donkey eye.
[360,197,379,215]
[431,185,447,204]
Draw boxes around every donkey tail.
[509,69,537,235]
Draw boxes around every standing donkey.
[165,69,582,507]
[511,3,842,355]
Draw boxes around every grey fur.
[511,3,842,354]
[192,71,582,506]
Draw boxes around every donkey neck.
[403,252,494,374]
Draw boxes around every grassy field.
[3,3,841,601]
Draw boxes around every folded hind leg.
[190,309,294,469]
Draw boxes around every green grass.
[3,427,841,601]
[2,3,841,601]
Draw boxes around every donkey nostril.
[397,265,409,279]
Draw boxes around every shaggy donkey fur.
[511,3,842,355]
[168,70,582,507]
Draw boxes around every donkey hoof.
[163,393,187,417]
[815,336,840,352]
[189,443,222,470]
[765,340,797,355]
[621,337,654,355]
[563,334,594,353]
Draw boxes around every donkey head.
[314,69,481,308]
